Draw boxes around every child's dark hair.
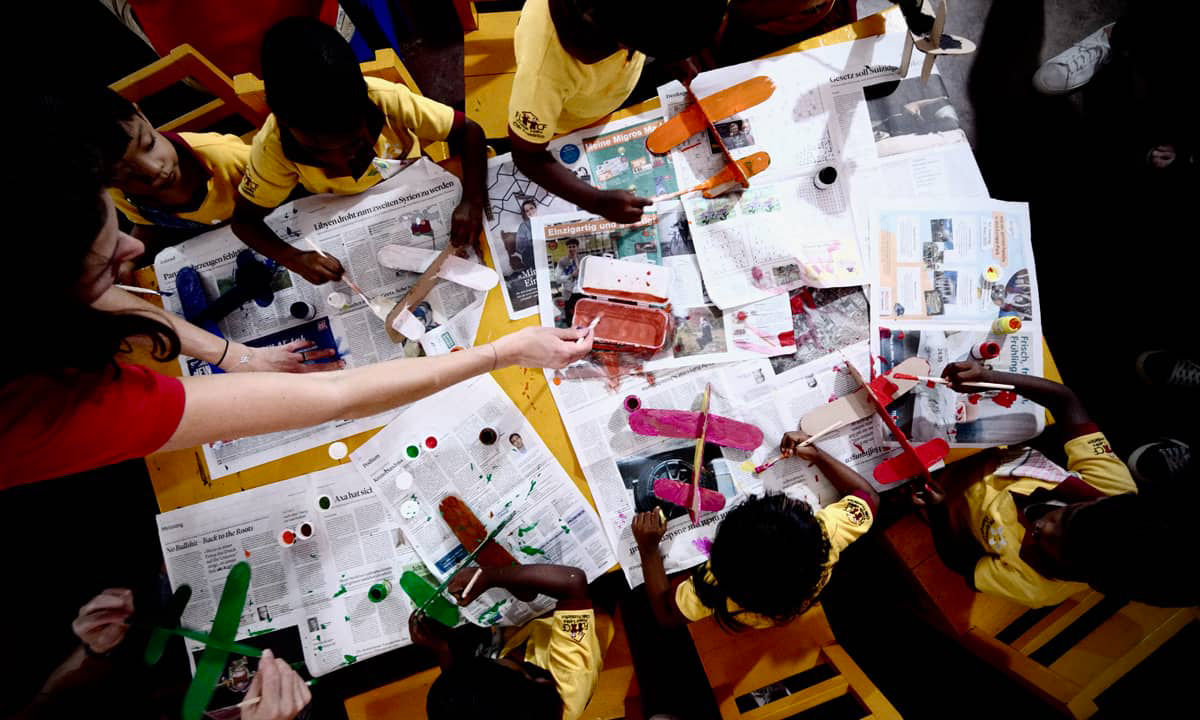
[586,0,726,62]
[71,86,141,180]
[692,493,831,631]
[426,657,563,720]
[261,16,367,133]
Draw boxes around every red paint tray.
[571,256,672,356]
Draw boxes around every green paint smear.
[486,473,492,482]
[332,585,348,598]
[528,479,537,495]
[560,524,570,534]
[248,628,274,636]
[318,645,323,651]
[519,545,546,556]
[344,654,358,664]
[518,522,538,537]
[478,599,507,625]
[344,616,350,621]
[406,445,419,458]
[316,635,321,640]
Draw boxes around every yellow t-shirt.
[966,432,1136,608]
[508,0,646,143]
[238,77,456,208]
[111,131,249,228]
[500,608,602,720]
[674,494,874,628]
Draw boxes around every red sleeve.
[0,364,186,488]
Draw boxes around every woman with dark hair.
[0,100,593,488]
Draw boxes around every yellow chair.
[233,48,448,162]
[344,612,624,720]
[883,514,1198,718]
[464,10,521,139]
[109,43,267,135]
[687,604,902,720]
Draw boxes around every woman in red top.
[0,101,593,488]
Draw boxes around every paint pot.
[395,471,414,491]
[399,499,420,519]
[983,265,1001,283]
[326,291,349,310]
[813,166,838,190]
[479,427,498,445]
[971,341,1002,360]
[367,580,392,603]
[405,445,419,458]
[328,441,349,461]
[316,494,332,511]
[279,528,297,546]
[991,316,1022,334]
[297,522,314,540]
[290,301,316,320]
[624,395,641,413]
[425,436,438,449]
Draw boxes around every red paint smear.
[927,381,936,388]
[852,442,864,453]
[879,327,891,339]
[800,289,817,309]
[991,391,1018,408]
[895,331,905,340]
[736,311,748,321]
[425,436,438,449]
[968,393,982,405]
[244,549,251,558]
[828,394,838,403]
[778,330,795,346]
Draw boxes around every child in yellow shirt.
[508,0,726,223]
[413,564,601,720]
[233,17,487,285]
[81,87,249,261]
[633,436,879,631]
[916,361,1173,608]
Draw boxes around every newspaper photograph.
[870,199,1039,325]
[351,374,616,628]
[768,286,871,378]
[533,211,797,372]
[154,160,486,478]
[548,111,678,200]
[681,175,865,309]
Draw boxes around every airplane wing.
[799,357,929,434]
[653,477,727,513]
[873,439,950,485]
[181,561,251,720]
[144,584,192,665]
[646,76,776,154]
[399,571,461,627]
[377,245,499,291]
[439,495,518,568]
[629,408,763,451]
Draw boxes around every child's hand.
[910,478,946,507]
[632,509,667,552]
[594,190,652,224]
[941,360,994,392]
[292,251,344,285]
[780,431,821,460]
[72,588,134,655]
[448,567,490,606]
[450,200,483,257]
[408,612,454,650]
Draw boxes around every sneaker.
[1136,350,1200,387]
[1032,23,1114,95]
[1127,439,1191,485]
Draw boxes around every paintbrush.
[304,238,395,320]
[115,283,173,297]
[576,313,604,345]
[461,568,483,599]
[238,680,318,709]
[754,419,849,474]
[892,372,1015,390]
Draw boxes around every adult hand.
[291,251,344,285]
[492,326,594,369]
[72,588,134,655]
[593,190,652,224]
[450,200,484,258]
[448,566,490,606]
[779,431,822,461]
[223,340,344,373]
[941,360,995,393]
[241,649,310,720]
[632,510,667,552]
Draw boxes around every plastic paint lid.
[317,494,332,511]
[406,445,420,458]
[984,265,1001,282]
[425,436,438,449]
[328,441,349,461]
[399,499,420,519]
[624,395,641,412]
[279,529,297,546]
[297,522,314,539]
[326,291,349,309]
[818,167,838,184]
[479,428,498,445]
[394,471,414,491]
[290,301,312,319]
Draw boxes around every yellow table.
[138,7,1040,514]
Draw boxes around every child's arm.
[509,133,651,223]
[914,483,984,585]
[231,197,344,285]
[633,511,690,627]
[445,114,488,256]
[780,432,881,511]
[449,564,591,610]
[942,360,1091,428]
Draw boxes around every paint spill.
[479,599,507,625]
[967,393,982,405]
[560,524,570,534]
[406,445,420,458]
[528,479,537,495]
[518,522,538,537]
[244,549,251,558]
[519,545,546,556]
[249,628,274,636]
[344,616,350,621]
[344,654,358,664]
[991,391,1018,408]
[486,473,492,482]
[692,537,714,556]
[740,460,756,472]
[332,585,347,598]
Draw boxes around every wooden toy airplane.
[896,0,977,84]
[400,511,516,626]
[651,152,771,202]
[438,495,519,569]
[647,76,776,194]
[628,384,764,523]
[800,357,949,487]
[377,244,499,342]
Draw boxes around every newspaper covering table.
[351,375,616,627]
[154,159,486,478]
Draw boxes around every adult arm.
[231,197,343,284]
[160,325,593,452]
[94,287,340,373]
[509,132,650,223]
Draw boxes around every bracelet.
[215,338,230,367]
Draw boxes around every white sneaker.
[1032,23,1114,95]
